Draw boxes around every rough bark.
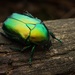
[0,18,75,75]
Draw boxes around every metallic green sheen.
[11,13,41,24]
[2,13,49,44]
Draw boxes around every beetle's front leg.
[49,31,62,44]
[29,45,36,65]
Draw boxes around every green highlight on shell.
[11,13,41,24]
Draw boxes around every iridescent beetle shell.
[2,12,62,64]
[2,13,49,44]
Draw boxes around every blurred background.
[0,0,75,22]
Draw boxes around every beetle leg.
[29,45,36,65]
[49,31,62,44]
[21,45,31,51]
[0,32,10,39]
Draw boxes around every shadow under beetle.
[2,12,62,64]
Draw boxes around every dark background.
[0,0,75,22]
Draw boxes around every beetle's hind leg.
[0,32,10,39]
[21,45,31,51]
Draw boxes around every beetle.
[2,12,62,64]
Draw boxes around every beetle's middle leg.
[29,45,36,65]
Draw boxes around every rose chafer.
[2,12,62,64]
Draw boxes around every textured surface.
[0,18,75,75]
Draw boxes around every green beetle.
[2,12,62,64]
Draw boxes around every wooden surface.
[0,18,75,75]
